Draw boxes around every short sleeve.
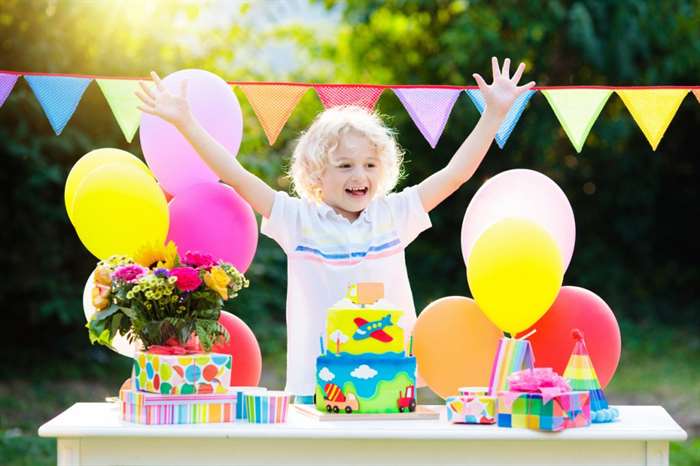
[260,191,302,253]
[385,185,432,245]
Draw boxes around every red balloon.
[526,286,621,388]
[211,311,262,386]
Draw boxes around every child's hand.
[472,57,535,118]
[135,71,193,129]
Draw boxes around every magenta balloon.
[461,169,576,272]
[167,183,258,273]
[140,69,243,196]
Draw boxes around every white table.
[39,403,687,466]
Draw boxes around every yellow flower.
[133,240,179,268]
[204,266,231,300]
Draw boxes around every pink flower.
[182,251,216,269]
[112,264,147,283]
[169,267,202,292]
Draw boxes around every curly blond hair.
[289,106,404,201]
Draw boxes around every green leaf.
[90,303,120,322]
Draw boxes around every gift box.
[244,391,290,424]
[230,386,267,420]
[119,387,237,425]
[446,387,496,424]
[496,368,591,432]
[132,351,232,395]
[488,337,535,395]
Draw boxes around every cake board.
[295,404,439,421]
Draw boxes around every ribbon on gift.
[500,368,572,407]
[147,337,201,355]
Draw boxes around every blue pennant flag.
[465,89,536,149]
[25,75,92,135]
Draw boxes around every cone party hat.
[564,329,619,423]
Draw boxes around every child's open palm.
[472,57,535,117]
[135,71,192,128]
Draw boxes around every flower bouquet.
[87,241,248,352]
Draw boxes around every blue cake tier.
[315,353,417,414]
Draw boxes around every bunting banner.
[96,79,143,143]
[314,85,383,110]
[465,89,536,149]
[542,89,612,153]
[24,75,91,135]
[0,73,19,107]
[238,84,309,145]
[393,87,460,148]
[693,89,700,104]
[616,89,689,150]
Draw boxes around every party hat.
[564,329,619,423]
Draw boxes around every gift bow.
[147,337,201,355]
[502,368,572,406]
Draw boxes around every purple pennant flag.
[393,88,461,148]
[0,73,19,107]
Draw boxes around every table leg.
[646,441,669,466]
[57,438,80,466]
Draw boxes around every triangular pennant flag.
[616,89,688,150]
[465,89,536,149]
[314,85,384,110]
[542,89,612,153]
[0,73,19,107]
[24,75,91,135]
[693,89,700,104]
[563,329,618,423]
[96,79,143,143]
[239,84,309,145]
[392,88,460,148]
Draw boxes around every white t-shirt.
[260,185,432,395]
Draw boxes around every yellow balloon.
[72,162,169,259]
[65,148,151,224]
[467,218,563,335]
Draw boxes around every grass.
[1,330,698,466]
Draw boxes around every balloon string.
[517,328,537,340]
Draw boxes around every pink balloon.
[167,183,258,272]
[461,169,575,272]
[140,69,242,196]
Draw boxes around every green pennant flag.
[96,79,143,143]
[542,89,612,153]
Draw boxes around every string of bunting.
[2,70,699,152]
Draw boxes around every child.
[136,57,535,402]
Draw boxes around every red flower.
[169,267,202,292]
[182,251,216,269]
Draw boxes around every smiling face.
[319,130,384,221]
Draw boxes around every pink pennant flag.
[0,73,19,107]
[314,85,383,110]
[393,88,460,148]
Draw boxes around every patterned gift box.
[497,390,591,432]
[119,387,237,425]
[446,395,497,424]
[244,391,290,424]
[132,351,232,395]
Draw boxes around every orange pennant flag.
[238,84,309,145]
[693,90,700,104]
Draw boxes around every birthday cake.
[315,283,417,414]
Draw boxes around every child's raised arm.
[417,57,535,213]
[136,71,275,218]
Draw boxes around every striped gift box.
[244,391,290,424]
[119,387,237,425]
[229,386,267,420]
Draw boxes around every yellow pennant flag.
[238,84,309,145]
[693,89,700,104]
[616,89,689,150]
[96,79,143,143]
[542,89,612,153]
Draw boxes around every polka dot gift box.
[132,351,232,395]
